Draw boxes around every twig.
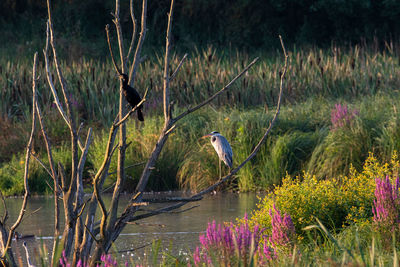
[126,222,166,228]
[172,57,259,123]
[128,0,147,84]
[20,207,42,225]
[31,153,53,179]
[141,196,202,203]
[77,122,85,151]
[162,0,175,121]
[126,0,137,61]
[84,224,99,244]
[0,191,8,224]
[169,53,188,81]
[129,205,199,221]
[105,24,122,75]
[2,52,39,258]
[43,23,70,128]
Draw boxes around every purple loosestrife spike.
[194,215,267,265]
[193,247,201,266]
[331,103,358,130]
[269,204,296,250]
[373,176,400,228]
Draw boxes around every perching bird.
[202,131,233,178]
[119,73,144,121]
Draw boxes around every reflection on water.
[3,192,263,263]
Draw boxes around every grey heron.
[202,131,233,179]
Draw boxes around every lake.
[5,192,263,263]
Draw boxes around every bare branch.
[105,24,122,75]
[0,192,7,224]
[36,102,59,187]
[129,205,200,222]
[142,196,202,203]
[128,0,147,84]
[169,53,188,81]
[84,224,99,244]
[173,57,259,123]
[43,23,70,127]
[2,52,38,257]
[163,0,175,121]
[46,1,76,131]
[77,122,85,151]
[31,153,53,179]
[126,222,166,228]
[77,128,93,186]
[126,0,137,61]
[112,0,127,75]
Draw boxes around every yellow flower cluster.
[249,152,400,238]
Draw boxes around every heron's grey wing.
[214,136,233,168]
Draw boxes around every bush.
[250,153,400,239]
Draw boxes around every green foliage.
[0,144,75,196]
[262,130,322,186]
[249,153,400,240]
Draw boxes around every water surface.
[4,192,262,262]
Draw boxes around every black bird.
[119,73,144,121]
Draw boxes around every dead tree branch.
[172,57,259,123]
[170,53,188,81]
[126,0,137,61]
[1,52,39,266]
[128,0,147,84]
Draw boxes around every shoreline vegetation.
[1,44,400,195]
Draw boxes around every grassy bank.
[2,93,400,195]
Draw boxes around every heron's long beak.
[201,134,212,139]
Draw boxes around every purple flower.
[193,214,272,265]
[100,254,118,267]
[60,251,71,267]
[331,103,358,130]
[59,251,117,267]
[269,204,296,250]
[373,176,400,227]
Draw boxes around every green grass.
[2,93,400,195]
[3,93,400,195]
[2,45,400,194]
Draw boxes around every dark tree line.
[2,0,400,49]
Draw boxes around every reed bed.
[1,45,399,126]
